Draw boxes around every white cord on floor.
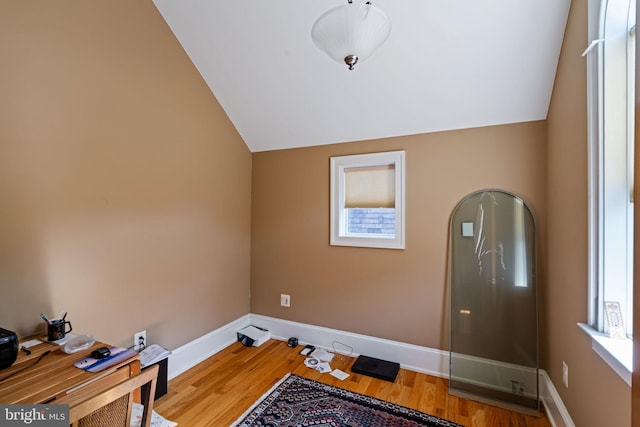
[331,340,353,357]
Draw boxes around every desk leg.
[130,359,142,403]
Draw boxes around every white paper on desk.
[21,339,42,348]
[139,344,171,368]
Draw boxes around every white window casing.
[330,151,405,249]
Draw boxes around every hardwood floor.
[154,339,551,427]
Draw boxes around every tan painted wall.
[2,1,629,423]
[251,122,546,349]
[546,1,631,426]
[0,1,252,350]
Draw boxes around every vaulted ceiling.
[152,0,571,152]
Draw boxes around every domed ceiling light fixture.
[311,0,391,70]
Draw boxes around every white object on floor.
[316,362,332,373]
[237,325,270,347]
[130,403,177,427]
[330,369,350,380]
[303,357,332,373]
[310,349,334,362]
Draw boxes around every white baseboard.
[167,313,251,379]
[166,314,574,427]
[450,352,538,400]
[250,314,450,378]
[539,370,576,427]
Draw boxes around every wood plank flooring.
[154,339,551,427]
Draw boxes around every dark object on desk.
[46,318,72,342]
[0,328,18,370]
[0,350,50,383]
[74,347,137,373]
[351,355,400,382]
[90,346,111,359]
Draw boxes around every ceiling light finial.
[311,0,391,71]
[345,55,359,70]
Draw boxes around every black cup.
[47,319,72,341]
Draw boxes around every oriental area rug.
[232,373,463,427]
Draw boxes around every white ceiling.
[152,0,571,153]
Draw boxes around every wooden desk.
[0,339,140,405]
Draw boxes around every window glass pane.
[591,0,635,338]
[346,208,395,235]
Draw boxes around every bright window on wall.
[330,151,405,249]
[587,0,635,340]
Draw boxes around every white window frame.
[330,151,405,249]
[596,0,634,337]
[582,0,634,386]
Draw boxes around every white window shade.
[330,150,405,249]
[345,165,395,208]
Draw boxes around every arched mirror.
[448,190,539,415]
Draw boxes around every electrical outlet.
[511,380,524,395]
[562,361,569,388]
[134,330,147,351]
[280,294,290,307]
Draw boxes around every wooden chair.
[63,364,159,427]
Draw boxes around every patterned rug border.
[230,373,463,427]
[231,373,294,426]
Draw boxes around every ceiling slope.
[152,0,571,152]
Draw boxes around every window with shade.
[330,151,405,249]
